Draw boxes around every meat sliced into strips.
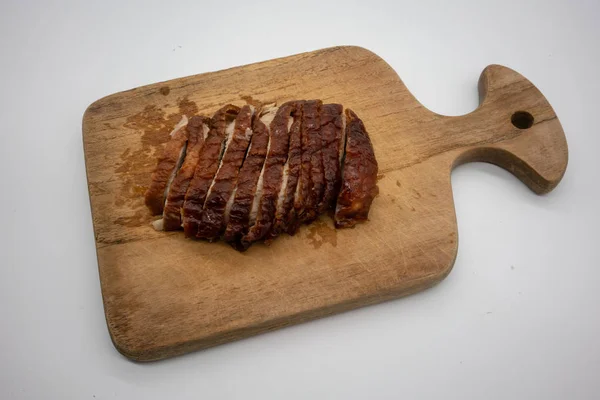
[240,103,295,249]
[334,109,379,228]
[145,99,380,251]
[282,102,305,235]
[182,105,240,237]
[292,100,322,227]
[223,107,273,248]
[144,116,189,215]
[245,107,278,231]
[317,103,344,214]
[197,105,255,241]
[246,108,278,231]
[266,101,302,239]
[156,116,211,231]
[305,101,324,222]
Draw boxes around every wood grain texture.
[82,46,568,361]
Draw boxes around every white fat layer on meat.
[224,187,237,226]
[223,127,255,226]
[275,110,295,216]
[292,165,302,211]
[276,161,290,215]
[203,119,236,209]
[339,112,347,165]
[170,115,189,137]
[163,119,210,231]
[160,115,190,222]
[260,106,278,129]
[163,143,187,207]
[202,122,210,140]
[152,218,164,231]
[248,106,278,225]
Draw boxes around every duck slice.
[291,100,322,229]
[182,105,239,237]
[334,109,379,228]
[240,103,295,249]
[196,105,256,241]
[222,106,274,248]
[156,116,211,231]
[317,103,344,214]
[144,116,189,215]
[269,101,302,238]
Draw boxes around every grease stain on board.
[240,95,263,109]
[305,218,338,249]
[113,96,199,226]
[240,95,277,109]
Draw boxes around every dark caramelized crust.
[146,100,380,250]
[223,110,270,246]
[293,100,322,227]
[318,103,344,214]
[305,101,324,222]
[182,105,240,237]
[144,118,188,215]
[271,102,303,237]
[162,116,210,231]
[197,105,255,241]
[240,103,294,249]
[334,109,379,228]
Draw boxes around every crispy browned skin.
[292,100,322,227]
[305,101,324,222]
[197,105,255,241]
[147,101,379,249]
[182,105,239,237]
[318,103,344,214]
[223,111,269,248]
[334,109,379,228]
[162,116,210,231]
[241,103,294,249]
[144,120,188,215]
[270,102,302,238]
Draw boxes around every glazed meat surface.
[146,100,378,251]
[144,116,189,215]
[293,100,322,226]
[197,105,255,241]
[269,101,302,238]
[334,109,379,228]
[241,104,294,249]
[182,105,239,237]
[160,116,210,231]
[223,107,273,247]
[318,103,344,214]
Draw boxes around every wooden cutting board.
[83,46,568,361]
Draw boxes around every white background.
[1,0,599,399]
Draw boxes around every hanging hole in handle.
[511,111,534,129]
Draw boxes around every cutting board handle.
[452,65,568,194]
